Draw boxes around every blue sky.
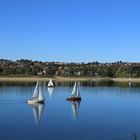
[0,0,140,62]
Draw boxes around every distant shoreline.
[0,76,139,82]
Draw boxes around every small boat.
[48,78,54,87]
[67,82,81,101]
[27,82,45,104]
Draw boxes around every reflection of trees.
[49,81,140,87]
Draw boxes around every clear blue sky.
[0,0,140,62]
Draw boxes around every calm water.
[0,81,140,140]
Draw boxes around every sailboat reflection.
[48,87,54,98]
[70,101,81,120]
[129,81,132,87]
[28,103,45,124]
[129,77,132,87]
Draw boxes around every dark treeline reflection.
[0,82,36,87]
[56,81,140,87]
[0,80,140,88]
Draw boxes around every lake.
[0,81,140,140]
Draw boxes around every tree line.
[0,59,139,77]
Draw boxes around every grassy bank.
[0,76,93,82]
[0,76,139,82]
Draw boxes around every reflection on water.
[28,103,45,125]
[0,81,35,86]
[131,133,138,140]
[70,101,81,120]
[0,80,140,88]
[55,81,140,88]
[129,81,132,87]
[48,87,54,98]
[0,81,140,140]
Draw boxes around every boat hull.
[66,97,81,101]
[27,99,45,104]
[48,85,55,87]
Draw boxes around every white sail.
[76,86,80,97]
[38,84,44,100]
[71,82,80,97]
[71,82,77,96]
[32,82,39,98]
[48,79,54,87]
[129,77,132,82]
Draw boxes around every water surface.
[0,81,140,140]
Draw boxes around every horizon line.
[0,58,140,64]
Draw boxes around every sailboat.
[27,82,45,104]
[28,103,45,124]
[71,101,80,120]
[48,78,54,87]
[67,82,81,101]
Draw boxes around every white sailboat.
[48,78,54,87]
[28,103,45,124]
[27,82,45,104]
[71,101,80,120]
[67,82,81,101]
